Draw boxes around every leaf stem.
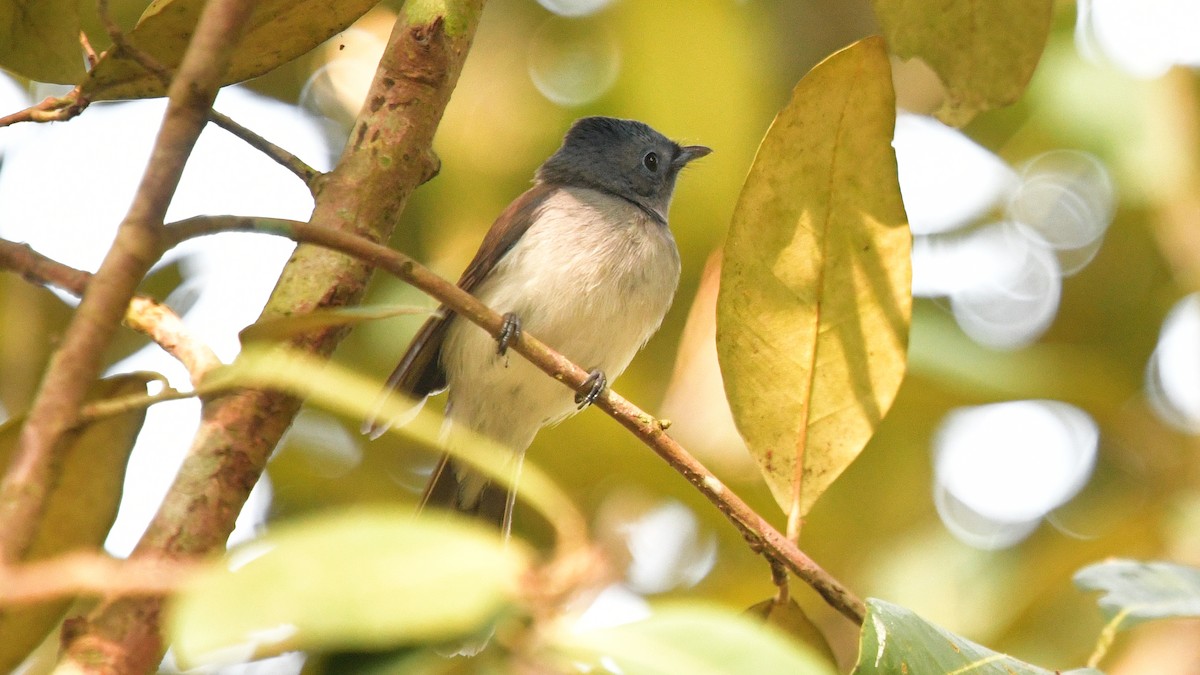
[1087,607,1131,668]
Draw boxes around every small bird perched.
[365,116,710,533]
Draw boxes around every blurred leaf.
[0,0,84,83]
[207,348,587,543]
[168,508,529,668]
[554,602,839,675]
[0,373,153,673]
[746,598,838,667]
[872,0,1053,126]
[305,646,505,675]
[240,305,432,345]
[852,599,1102,675]
[716,36,911,524]
[1075,559,1200,628]
[80,0,380,101]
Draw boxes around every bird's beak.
[674,145,713,168]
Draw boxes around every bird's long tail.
[420,450,525,537]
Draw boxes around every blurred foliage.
[1,0,1200,673]
[168,507,529,667]
[0,373,151,672]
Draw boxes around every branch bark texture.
[55,3,486,672]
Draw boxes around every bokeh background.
[1,0,1199,672]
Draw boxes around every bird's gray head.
[536,116,712,224]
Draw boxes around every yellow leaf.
[872,0,1053,126]
[0,373,153,673]
[80,0,381,101]
[0,0,84,83]
[716,36,911,528]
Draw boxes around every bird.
[365,116,710,534]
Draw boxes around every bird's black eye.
[643,151,659,172]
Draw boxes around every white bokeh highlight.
[895,114,1115,350]
[894,113,1019,237]
[933,400,1099,548]
[536,0,615,18]
[620,499,716,595]
[528,16,620,107]
[1076,0,1200,78]
[1146,293,1200,434]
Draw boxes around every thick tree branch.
[166,215,868,625]
[55,3,486,672]
[0,0,255,568]
[0,239,221,385]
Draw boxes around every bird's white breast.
[441,186,681,449]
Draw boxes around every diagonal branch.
[0,239,221,385]
[167,214,868,625]
[208,109,323,189]
[0,0,257,567]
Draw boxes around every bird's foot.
[497,312,522,356]
[575,369,607,409]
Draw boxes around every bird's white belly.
[441,187,681,450]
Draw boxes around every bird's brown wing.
[363,183,555,437]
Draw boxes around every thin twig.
[0,92,87,127]
[78,386,195,423]
[209,109,323,188]
[80,31,99,68]
[0,239,222,385]
[98,0,173,86]
[0,0,257,567]
[166,214,868,625]
[0,553,193,605]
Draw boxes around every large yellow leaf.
[0,0,84,83]
[872,0,1053,126]
[80,0,381,101]
[0,373,153,673]
[715,36,911,529]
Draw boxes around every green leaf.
[0,0,84,82]
[872,0,1054,126]
[554,602,839,675]
[80,0,380,101]
[852,599,1102,675]
[239,305,432,345]
[0,373,153,673]
[205,348,587,543]
[168,508,529,668]
[716,36,911,525]
[1075,559,1200,627]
